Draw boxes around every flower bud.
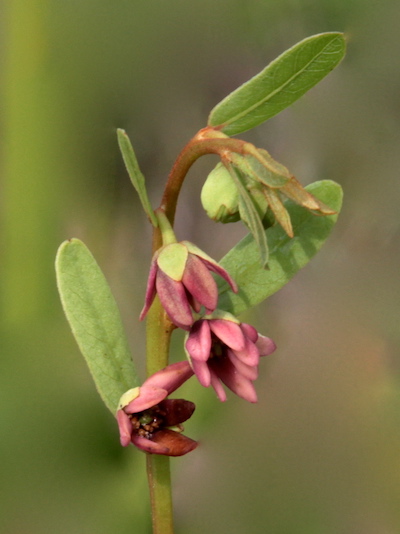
[201,163,240,223]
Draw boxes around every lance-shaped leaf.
[56,238,139,414]
[216,180,343,315]
[226,162,269,267]
[117,129,158,227]
[208,32,346,135]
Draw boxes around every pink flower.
[117,361,197,456]
[139,241,237,330]
[184,311,276,403]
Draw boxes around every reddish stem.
[160,127,246,224]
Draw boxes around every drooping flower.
[184,310,276,403]
[117,361,198,456]
[139,241,237,330]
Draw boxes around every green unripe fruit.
[201,163,240,223]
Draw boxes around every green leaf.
[227,163,269,267]
[117,129,158,227]
[208,32,346,135]
[55,238,139,414]
[217,180,343,315]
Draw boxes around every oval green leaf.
[208,32,346,136]
[55,238,139,414]
[117,129,158,227]
[216,180,343,315]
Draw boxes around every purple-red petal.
[159,398,196,427]
[256,334,277,356]
[210,359,258,403]
[190,358,212,387]
[131,433,171,455]
[227,349,258,381]
[156,271,194,329]
[233,336,260,367]
[209,369,227,402]
[124,386,168,414]
[117,409,133,447]
[139,254,159,321]
[182,254,218,312]
[201,258,238,293]
[150,429,198,456]
[185,320,212,361]
[240,323,258,343]
[209,319,246,351]
[144,361,194,395]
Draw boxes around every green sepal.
[55,238,139,414]
[117,129,158,227]
[216,180,343,315]
[157,243,188,281]
[208,32,346,135]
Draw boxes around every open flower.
[184,311,276,403]
[117,361,197,456]
[140,241,237,330]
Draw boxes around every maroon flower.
[117,361,197,456]
[184,311,276,403]
[139,241,237,330]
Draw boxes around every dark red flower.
[117,361,197,456]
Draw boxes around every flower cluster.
[119,224,276,456]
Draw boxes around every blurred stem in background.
[2,0,63,325]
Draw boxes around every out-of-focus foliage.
[2,1,400,533]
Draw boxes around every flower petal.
[124,386,168,414]
[227,349,258,381]
[117,409,133,447]
[209,319,246,351]
[209,369,227,402]
[233,336,260,367]
[150,429,198,456]
[131,433,170,455]
[144,361,194,395]
[182,241,238,293]
[201,258,238,293]
[240,323,258,343]
[160,399,196,426]
[182,254,218,312]
[185,320,212,361]
[139,252,159,321]
[256,334,277,356]
[156,270,193,329]
[210,359,258,403]
[190,358,211,387]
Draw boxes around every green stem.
[146,454,174,534]
[144,127,244,533]
[145,224,175,533]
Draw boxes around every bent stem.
[160,127,246,224]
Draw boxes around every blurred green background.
[2,1,400,533]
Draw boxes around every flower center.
[210,333,225,360]
[130,405,166,439]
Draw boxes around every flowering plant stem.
[144,132,245,531]
[161,128,246,223]
[145,215,174,532]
